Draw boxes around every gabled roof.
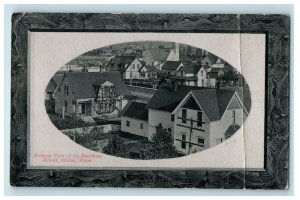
[57,71,130,99]
[147,48,170,62]
[161,61,182,71]
[121,101,148,121]
[46,74,63,93]
[147,85,205,112]
[181,63,202,74]
[190,89,235,121]
[108,55,137,69]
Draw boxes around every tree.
[142,123,180,159]
[102,135,127,158]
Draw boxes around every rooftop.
[191,89,235,121]
[121,101,148,121]
[161,61,182,71]
[57,71,130,99]
[147,85,206,112]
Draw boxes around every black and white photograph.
[44,41,251,159]
[8,11,291,190]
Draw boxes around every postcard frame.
[10,13,290,189]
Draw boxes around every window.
[198,137,204,145]
[140,123,143,129]
[232,110,236,124]
[182,109,187,123]
[201,70,203,76]
[64,85,69,95]
[64,101,67,108]
[202,79,204,86]
[181,134,187,149]
[126,121,130,127]
[171,114,174,122]
[137,64,140,69]
[132,64,135,69]
[197,111,203,127]
[58,88,61,92]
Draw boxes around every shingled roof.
[147,85,205,112]
[108,55,137,70]
[191,89,235,121]
[161,61,182,71]
[46,74,63,93]
[57,71,130,99]
[121,101,148,121]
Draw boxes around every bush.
[48,114,89,130]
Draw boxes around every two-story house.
[171,63,201,86]
[54,71,130,118]
[197,66,225,87]
[147,84,204,141]
[107,55,143,79]
[171,89,248,155]
[161,61,184,76]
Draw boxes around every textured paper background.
[28,32,265,170]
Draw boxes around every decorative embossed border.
[10,13,290,189]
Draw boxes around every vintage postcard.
[28,32,265,170]
[10,13,289,188]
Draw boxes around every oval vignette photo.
[44,41,251,160]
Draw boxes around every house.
[143,43,180,70]
[171,89,248,155]
[138,64,159,79]
[197,66,225,87]
[161,61,184,76]
[107,55,143,79]
[54,71,130,118]
[121,101,148,138]
[171,63,201,86]
[147,84,205,141]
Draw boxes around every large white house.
[171,89,248,155]
[120,84,248,155]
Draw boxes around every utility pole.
[176,116,205,155]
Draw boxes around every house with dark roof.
[54,71,130,118]
[120,101,149,138]
[107,55,143,79]
[171,88,248,155]
[196,64,225,87]
[138,64,159,79]
[147,84,205,141]
[161,61,184,76]
[171,63,201,86]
